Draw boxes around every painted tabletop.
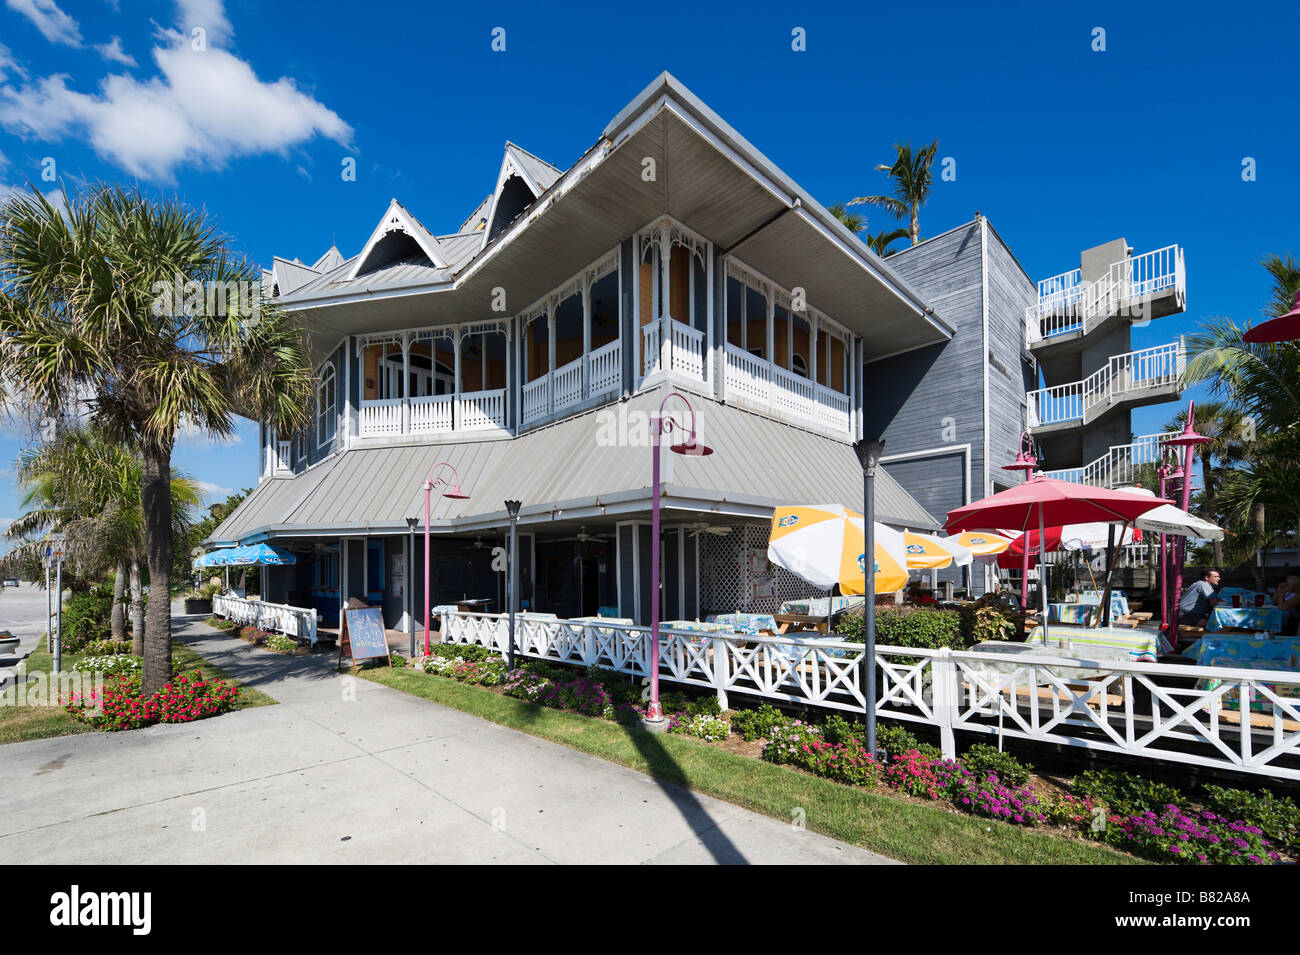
[1206,606,1289,634]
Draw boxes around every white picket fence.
[442,612,1300,782]
[212,594,319,645]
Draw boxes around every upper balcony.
[1025,244,1185,358]
[1026,338,1185,434]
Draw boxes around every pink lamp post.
[1156,450,1184,636]
[646,392,712,723]
[1002,432,1039,626]
[422,462,470,657]
[1162,401,1209,638]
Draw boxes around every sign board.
[337,606,391,673]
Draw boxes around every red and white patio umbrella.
[1243,290,1300,344]
[944,476,1171,640]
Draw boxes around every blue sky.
[0,0,1295,537]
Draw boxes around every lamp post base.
[637,713,670,734]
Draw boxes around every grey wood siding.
[864,222,985,515]
[983,223,1036,494]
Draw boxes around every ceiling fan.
[552,526,604,543]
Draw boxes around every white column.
[658,223,671,373]
[453,330,462,429]
[766,285,775,404]
[547,300,556,413]
[582,274,593,398]
[401,333,411,434]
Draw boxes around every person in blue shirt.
[1178,568,1221,628]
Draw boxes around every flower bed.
[65,669,240,732]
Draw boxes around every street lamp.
[646,392,712,724]
[1162,402,1209,638]
[405,517,419,657]
[1002,432,1040,628]
[505,500,522,671]
[853,437,885,756]
[1156,451,1184,635]
[422,462,470,657]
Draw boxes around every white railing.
[553,357,584,412]
[457,388,506,431]
[641,321,663,378]
[521,376,549,426]
[1027,245,1185,345]
[1028,339,1185,428]
[442,612,1300,781]
[359,398,404,437]
[213,593,319,646]
[409,394,454,434]
[589,339,622,399]
[724,343,852,436]
[1046,431,1177,487]
[670,319,706,380]
[641,317,705,382]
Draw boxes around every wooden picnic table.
[773,612,828,634]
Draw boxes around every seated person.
[1274,573,1300,635]
[1178,568,1221,629]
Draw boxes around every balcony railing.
[641,317,705,382]
[1026,245,1185,345]
[1027,339,1185,428]
[589,339,621,399]
[361,390,506,438]
[724,343,852,435]
[1045,431,1178,487]
[519,339,624,429]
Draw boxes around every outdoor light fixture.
[422,461,470,657]
[853,437,885,757]
[647,392,712,724]
[1161,403,1210,639]
[405,517,419,657]
[1002,431,1039,478]
[505,499,522,671]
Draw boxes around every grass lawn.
[360,665,1142,866]
[0,639,276,745]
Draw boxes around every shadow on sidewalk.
[619,720,749,864]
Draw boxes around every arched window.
[317,362,336,445]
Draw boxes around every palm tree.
[8,426,200,649]
[1261,252,1300,318]
[0,185,313,694]
[1164,400,1250,566]
[848,139,939,246]
[865,228,910,257]
[827,202,865,234]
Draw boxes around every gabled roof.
[312,245,344,272]
[348,198,449,278]
[480,142,564,251]
[270,256,324,297]
[458,194,492,234]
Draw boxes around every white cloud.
[176,417,243,448]
[5,0,82,47]
[0,32,352,180]
[0,43,28,82]
[175,0,232,44]
[94,35,136,68]
[194,479,233,501]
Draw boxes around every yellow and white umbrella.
[768,504,909,595]
[951,530,1014,559]
[902,532,974,570]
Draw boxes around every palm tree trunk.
[130,561,144,654]
[140,440,175,697]
[1252,503,1267,590]
[910,207,920,245]
[111,560,127,642]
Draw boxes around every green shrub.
[839,606,972,651]
[961,601,1018,643]
[822,714,863,747]
[1073,769,1183,816]
[730,704,792,741]
[263,634,297,653]
[874,722,916,756]
[61,586,115,652]
[670,714,731,741]
[79,638,131,656]
[962,743,1031,786]
[1202,785,1300,852]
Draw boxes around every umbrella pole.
[1020,533,1031,639]
[1096,522,1127,629]
[1039,507,1051,648]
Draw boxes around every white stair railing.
[1028,339,1184,427]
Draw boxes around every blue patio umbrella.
[227,543,297,566]
[194,546,241,567]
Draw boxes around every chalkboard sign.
[337,606,391,672]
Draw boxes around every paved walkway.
[0,609,894,865]
[0,582,58,688]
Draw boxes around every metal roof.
[504,142,563,194]
[206,387,938,544]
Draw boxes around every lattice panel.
[699,523,825,616]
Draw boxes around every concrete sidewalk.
[0,610,895,865]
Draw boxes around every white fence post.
[931,649,958,759]
[712,636,729,711]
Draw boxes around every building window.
[317,362,336,445]
[792,353,809,377]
